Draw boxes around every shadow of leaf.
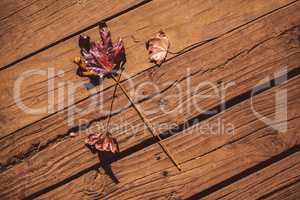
[86,144,119,184]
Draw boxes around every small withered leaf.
[146,31,170,65]
[85,132,119,153]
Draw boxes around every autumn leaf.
[76,22,126,77]
[145,31,170,65]
[85,132,119,153]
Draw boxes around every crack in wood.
[201,26,300,76]
[231,162,300,199]
[0,0,41,21]
[257,175,300,199]
[185,145,300,200]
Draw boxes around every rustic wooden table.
[0,0,299,199]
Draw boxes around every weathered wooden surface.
[261,181,300,200]
[0,0,300,199]
[1,0,299,168]
[0,0,295,136]
[0,0,38,20]
[0,0,146,68]
[37,76,300,199]
[202,151,300,200]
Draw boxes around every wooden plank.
[1,0,300,170]
[36,75,300,199]
[0,0,36,20]
[0,0,295,136]
[0,0,147,68]
[261,181,300,200]
[35,169,107,200]
[201,151,300,200]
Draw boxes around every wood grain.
[0,0,146,68]
[201,151,300,200]
[37,76,300,200]
[0,0,295,136]
[261,181,300,200]
[37,169,107,200]
[0,0,36,20]
[1,0,300,169]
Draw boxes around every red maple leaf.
[77,22,126,77]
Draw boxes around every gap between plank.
[257,178,300,199]
[185,145,300,200]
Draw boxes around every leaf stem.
[105,68,124,134]
[110,76,181,171]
